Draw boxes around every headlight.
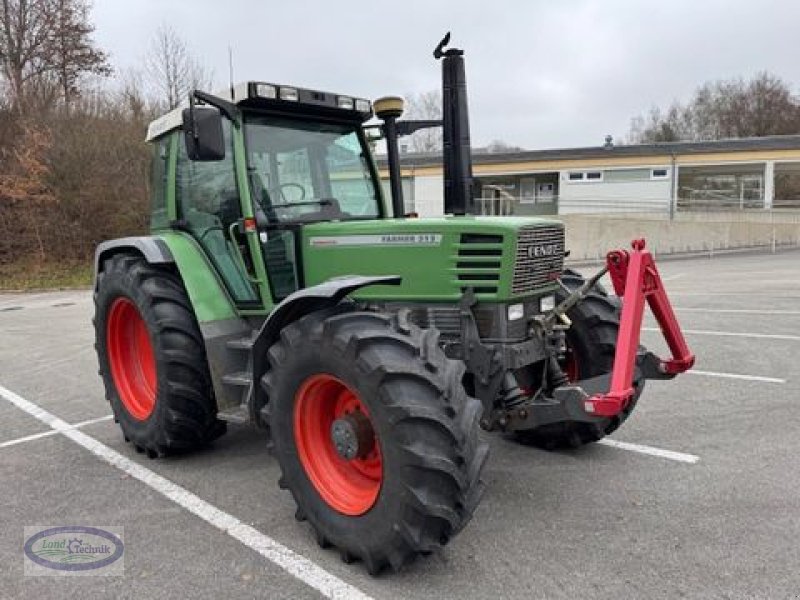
[507,303,525,321]
[540,295,556,312]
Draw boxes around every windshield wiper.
[269,199,333,209]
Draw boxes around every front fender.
[257,275,401,350]
[250,275,401,423]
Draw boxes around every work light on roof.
[337,96,354,110]
[253,83,277,99]
[355,99,371,113]
[279,86,299,101]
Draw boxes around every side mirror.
[182,106,224,161]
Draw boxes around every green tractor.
[93,34,694,574]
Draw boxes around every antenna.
[228,46,235,101]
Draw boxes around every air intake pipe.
[373,96,406,218]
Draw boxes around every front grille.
[455,233,502,294]
[511,225,565,295]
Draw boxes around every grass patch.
[0,260,92,291]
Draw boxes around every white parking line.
[0,414,113,448]
[668,292,800,298]
[674,307,800,316]
[686,370,786,384]
[642,327,800,342]
[0,384,372,600]
[598,439,699,464]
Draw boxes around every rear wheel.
[94,254,225,456]
[514,270,644,449]
[262,306,488,574]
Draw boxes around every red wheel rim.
[293,374,382,516]
[106,297,157,421]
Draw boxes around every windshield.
[243,115,382,222]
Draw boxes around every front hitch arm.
[584,238,695,417]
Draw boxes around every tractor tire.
[261,306,488,575]
[514,269,644,449]
[94,254,225,457]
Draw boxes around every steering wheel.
[275,183,306,203]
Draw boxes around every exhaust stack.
[435,33,474,215]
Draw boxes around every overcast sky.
[91,0,800,149]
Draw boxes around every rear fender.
[95,233,237,323]
[94,236,173,290]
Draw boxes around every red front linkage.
[583,239,696,417]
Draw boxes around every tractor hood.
[301,216,565,303]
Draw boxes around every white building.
[379,135,800,216]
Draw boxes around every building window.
[678,164,765,210]
[567,171,603,182]
[774,161,800,209]
[651,168,669,179]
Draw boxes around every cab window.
[175,122,258,303]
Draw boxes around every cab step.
[226,335,256,352]
[222,371,252,387]
[216,405,250,424]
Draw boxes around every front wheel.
[262,307,488,574]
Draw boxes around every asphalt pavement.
[1,249,799,599]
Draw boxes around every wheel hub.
[293,374,383,515]
[331,411,375,460]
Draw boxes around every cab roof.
[145,81,373,142]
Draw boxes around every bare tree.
[116,67,151,120]
[627,104,687,143]
[628,72,800,143]
[0,0,108,111]
[51,0,110,106]
[404,89,442,153]
[485,139,524,153]
[0,0,58,109]
[145,24,213,110]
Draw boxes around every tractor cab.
[145,82,388,307]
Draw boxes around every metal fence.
[476,194,800,218]
[473,195,800,259]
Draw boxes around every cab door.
[174,122,260,305]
